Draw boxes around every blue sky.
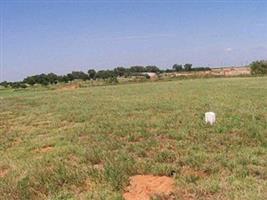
[1,1,267,81]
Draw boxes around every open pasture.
[0,77,266,199]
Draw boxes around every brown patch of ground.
[82,178,93,191]
[123,175,175,200]
[35,145,54,153]
[0,167,9,178]
[10,138,22,147]
[93,163,104,171]
[67,155,80,167]
[57,83,81,91]
[181,166,207,178]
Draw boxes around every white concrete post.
[205,112,216,125]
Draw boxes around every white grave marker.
[205,112,216,125]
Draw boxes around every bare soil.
[123,175,175,200]
[35,145,54,153]
[0,167,9,178]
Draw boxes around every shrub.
[0,81,9,88]
[184,63,192,71]
[106,77,119,84]
[10,82,27,89]
[250,60,267,75]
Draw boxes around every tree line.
[0,64,210,88]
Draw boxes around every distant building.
[141,72,158,79]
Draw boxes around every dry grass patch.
[56,83,81,91]
[181,166,208,178]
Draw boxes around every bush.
[106,77,119,84]
[250,60,267,75]
[172,64,183,72]
[184,63,192,71]
[10,82,27,89]
[0,81,9,88]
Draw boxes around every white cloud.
[225,48,233,52]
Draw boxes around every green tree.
[184,63,192,71]
[62,75,70,83]
[129,66,146,73]
[172,64,183,72]
[145,65,160,73]
[67,73,75,81]
[88,69,96,80]
[114,67,127,77]
[23,76,37,85]
[250,60,267,75]
[47,73,58,84]
[70,71,88,81]
[0,81,9,88]
[96,70,115,80]
[10,82,27,88]
[38,74,49,86]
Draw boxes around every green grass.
[0,77,267,200]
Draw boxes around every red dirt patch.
[0,167,9,178]
[35,145,54,153]
[40,146,53,152]
[123,175,175,200]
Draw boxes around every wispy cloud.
[224,47,233,52]
[255,22,266,27]
[112,33,175,40]
[88,33,175,42]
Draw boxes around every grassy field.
[0,77,267,200]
